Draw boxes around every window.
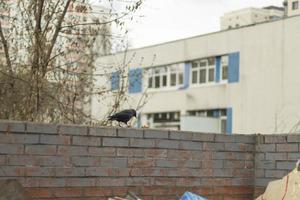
[292,1,299,10]
[147,64,184,89]
[188,109,227,134]
[148,67,167,89]
[111,72,120,91]
[220,109,227,134]
[220,55,228,81]
[191,57,215,85]
[152,111,180,123]
[169,64,184,87]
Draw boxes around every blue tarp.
[180,192,207,200]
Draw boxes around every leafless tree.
[0,0,143,124]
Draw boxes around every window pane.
[188,111,196,116]
[154,68,160,74]
[209,68,214,82]
[222,56,228,65]
[170,65,177,72]
[221,119,227,134]
[178,73,183,85]
[222,65,228,80]
[200,60,207,67]
[155,76,160,88]
[192,62,198,68]
[199,69,206,83]
[292,1,299,9]
[220,109,227,116]
[192,71,198,84]
[148,77,153,88]
[170,73,176,86]
[162,75,167,87]
[207,110,214,117]
[197,111,206,117]
[208,57,215,65]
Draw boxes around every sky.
[95,0,284,49]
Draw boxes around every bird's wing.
[108,110,132,120]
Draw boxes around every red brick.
[153,195,177,200]
[26,188,52,198]
[176,178,201,186]
[0,166,25,176]
[111,187,128,196]
[128,158,155,168]
[138,196,153,200]
[144,149,167,158]
[56,167,85,177]
[167,150,193,160]
[0,144,24,154]
[214,186,253,195]
[155,177,177,186]
[30,178,66,187]
[189,187,213,196]
[84,187,112,197]
[223,195,253,200]
[276,144,298,152]
[57,146,88,155]
[126,177,153,186]
[141,186,169,195]
[65,178,96,187]
[52,188,82,197]
[201,178,232,186]
[254,187,266,198]
[86,167,119,176]
[25,167,55,177]
[233,169,254,177]
[111,187,139,196]
[0,155,6,165]
[117,148,144,157]
[40,135,71,145]
[96,178,126,186]
[72,136,101,146]
[169,187,188,195]
[88,147,115,156]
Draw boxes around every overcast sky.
[126,0,284,48]
[96,0,284,49]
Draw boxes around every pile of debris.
[108,192,142,200]
[256,160,300,200]
[109,191,207,200]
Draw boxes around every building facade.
[220,6,284,30]
[92,12,300,135]
[284,0,300,16]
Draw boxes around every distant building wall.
[93,15,300,134]
[220,7,284,30]
[0,121,299,199]
[284,0,300,16]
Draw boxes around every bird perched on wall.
[108,109,137,127]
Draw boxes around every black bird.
[108,109,137,127]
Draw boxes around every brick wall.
[254,134,300,198]
[0,121,298,200]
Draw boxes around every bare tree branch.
[0,21,12,71]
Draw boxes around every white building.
[92,5,300,135]
[284,0,300,16]
[220,6,284,30]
